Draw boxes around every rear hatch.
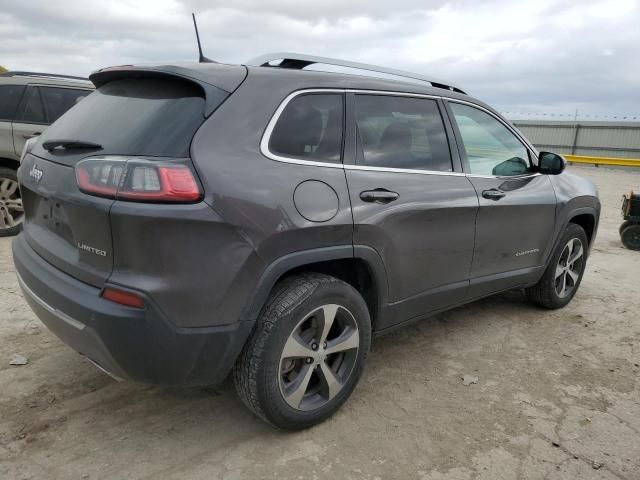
[20,65,247,287]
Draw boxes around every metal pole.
[571,109,580,156]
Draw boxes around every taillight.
[75,157,202,203]
[102,287,145,308]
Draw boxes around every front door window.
[450,103,531,176]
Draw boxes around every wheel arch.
[569,212,596,245]
[540,205,599,275]
[241,245,390,331]
[566,205,599,247]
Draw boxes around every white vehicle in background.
[0,71,93,236]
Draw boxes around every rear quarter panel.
[188,71,355,324]
[108,201,264,328]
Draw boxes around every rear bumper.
[12,235,253,386]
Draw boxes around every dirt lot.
[1,165,639,480]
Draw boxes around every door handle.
[360,189,399,203]
[482,189,506,200]
[22,132,41,139]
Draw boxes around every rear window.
[39,78,207,157]
[41,86,90,123]
[355,94,452,172]
[269,94,344,163]
[18,87,47,124]
[0,85,25,121]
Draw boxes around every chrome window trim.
[260,88,464,177]
[260,89,543,180]
[465,172,542,180]
[344,164,466,177]
[260,88,346,169]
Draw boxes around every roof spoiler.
[89,66,233,116]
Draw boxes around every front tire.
[233,273,371,430]
[526,223,589,309]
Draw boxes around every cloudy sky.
[1,0,639,120]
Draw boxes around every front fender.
[547,172,601,266]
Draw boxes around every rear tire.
[621,224,640,251]
[619,220,635,235]
[233,273,371,430]
[0,167,23,237]
[526,223,588,309]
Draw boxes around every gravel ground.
[1,165,639,480]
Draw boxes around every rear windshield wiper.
[42,139,103,151]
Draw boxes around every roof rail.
[246,52,466,94]
[0,71,90,82]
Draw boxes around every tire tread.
[0,166,21,238]
[621,224,640,250]
[526,223,588,309]
[233,273,346,427]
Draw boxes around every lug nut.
[323,342,327,349]
[311,343,318,350]
[305,357,313,364]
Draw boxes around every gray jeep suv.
[13,54,600,429]
[0,71,93,236]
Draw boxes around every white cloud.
[0,0,639,117]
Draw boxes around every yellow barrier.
[564,154,640,167]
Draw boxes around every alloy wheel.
[555,237,584,298]
[279,304,360,411]
[0,177,23,231]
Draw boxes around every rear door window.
[38,78,208,158]
[269,93,344,163]
[355,94,452,172]
[18,87,47,124]
[40,87,90,123]
[0,85,25,121]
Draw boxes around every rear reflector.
[101,287,145,308]
[75,157,202,203]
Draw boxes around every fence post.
[571,123,580,155]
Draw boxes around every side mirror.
[538,151,566,175]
